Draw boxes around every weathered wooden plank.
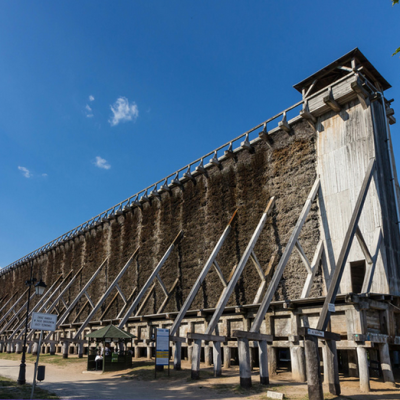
[301,240,324,298]
[232,330,272,342]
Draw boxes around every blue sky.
[1,1,399,267]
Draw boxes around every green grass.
[121,361,213,381]
[0,352,86,367]
[0,375,59,399]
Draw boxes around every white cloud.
[94,156,111,170]
[109,97,139,126]
[18,166,32,178]
[42,173,48,177]
[85,104,93,118]
[89,95,95,102]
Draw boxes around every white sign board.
[328,303,336,313]
[156,328,169,366]
[30,312,57,331]
[307,328,325,338]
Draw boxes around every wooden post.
[213,342,222,377]
[356,346,370,393]
[268,346,277,376]
[188,345,193,364]
[173,342,181,370]
[191,339,201,379]
[146,346,152,360]
[258,340,269,384]
[348,350,359,377]
[304,336,323,400]
[62,341,69,359]
[14,341,22,354]
[27,342,33,354]
[379,343,396,387]
[223,346,231,368]
[0,342,3,353]
[290,345,306,382]
[78,342,84,358]
[238,338,252,388]
[32,342,38,356]
[323,340,340,395]
[49,342,56,355]
[204,345,212,367]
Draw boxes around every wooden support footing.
[173,342,181,370]
[304,335,323,400]
[258,340,269,385]
[191,339,201,380]
[356,346,370,393]
[238,338,252,388]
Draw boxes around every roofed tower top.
[293,48,391,97]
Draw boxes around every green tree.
[394,0,400,56]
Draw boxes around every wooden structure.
[0,48,399,398]
[86,325,134,372]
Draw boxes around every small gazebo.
[86,324,135,372]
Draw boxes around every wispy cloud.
[42,173,48,177]
[94,156,111,170]
[18,166,32,178]
[85,104,93,118]
[109,97,139,126]
[89,95,95,102]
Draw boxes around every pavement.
[0,358,240,400]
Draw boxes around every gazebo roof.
[86,324,135,339]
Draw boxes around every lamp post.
[17,260,46,385]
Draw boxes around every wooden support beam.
[278,112,291,133]
[44,258,108,342]
[156,274,169,297]
[317,159,375,331]
[355,227,373,264]
[0,292,18,317]
[213,261,227,287]
[157,278,180,314]
[99,292,119,321]
[0,289,28,327]
[361,229,382,294]
[295,240,312,274]
[73,249,139,340]
[300,240,324,299]
[116,287,137,319]
[351,78,370,110]
[71,300,89,324]
[232,330,272,342]
[323,87,341,113]
[250,179,320,333]
[169,211,238,337]
[118,232,183,328]
[187,332,226,342]
[84,290,94,309]
[206,197,275,336]
[135,284,155,317]
[115,284,127,304]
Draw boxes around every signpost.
[155,328,170,378]
[30,312,57,399]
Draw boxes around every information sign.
[328,303,336,313]
[155,328,169,366]
[30,312,57,331]
[307,328,325,338]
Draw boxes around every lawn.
[0,352,87,367]
[0,375,59,399]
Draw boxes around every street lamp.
[17,261,46,385]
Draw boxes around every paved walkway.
[0,359,239,400]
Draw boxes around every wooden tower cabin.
[0,48,399,398]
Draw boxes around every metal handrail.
[1,70,363,276]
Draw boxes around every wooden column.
[356,346,370,393]
[27,342,33,354]
[32,342,38,356]
[49,342,56,355]
[348,350,359,377]
[173,342,181,370]
[14,342,22,354]
[268,346,277,376]
[134,346,141,358]
[146,346,152,360]
[187,345,192,363]
[304,336,323,400]
[379,343,396,387]
[0,342,3,353]
[223,346,231,368]
[191,339,201,379]
[213,342,222,377]
[258,340,269,385]
[323,340,340,395]
[204,345,212,367]
[62,342,69,359]
[78,342,84,358]
[238,338,252,388]
[290,345,306,382]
